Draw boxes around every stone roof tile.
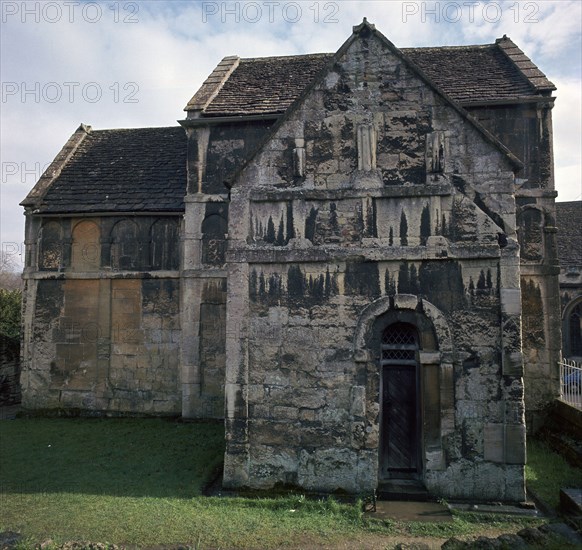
[32,127,187,214]
[30,34,555,216]
[191,37,554,116]
[556,201,582,267]
[193,53,333,115]
[402,43,539,104]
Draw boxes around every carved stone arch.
[354,294,454,483]
[38,220,64,270]
[71,220,100,272]
[517,205,545,261]
[562,296,582,359]
[354,294,453,361]
[110,219,139,270]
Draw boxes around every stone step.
[369,500,452,522]
[560,488,582,516]
[538,427,582,468]
[538,400,582,468]
[377,479,429,501]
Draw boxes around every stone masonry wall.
[180,119,274,418]
[0,335,21,406]
[223,26,526,501]
[20,216,181,414]
[469,103,561,432]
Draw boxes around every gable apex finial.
[353,17,376,35]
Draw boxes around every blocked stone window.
[71,220,100,272]
[39,221,63,270]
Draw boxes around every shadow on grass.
[0,417,225,499]
[526,437,582,511]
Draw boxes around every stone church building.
[21,21,562,502]
[556,201,582,362]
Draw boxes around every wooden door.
[379,323,420,479]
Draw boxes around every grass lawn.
[0,417,563,549]
[526,437,582,509]
[0,418,224,499]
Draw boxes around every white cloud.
[555,165,582,202]
[553,77,582,202]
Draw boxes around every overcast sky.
[1,0,581,269]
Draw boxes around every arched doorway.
[355,295,454,492]
[379,322,421,479]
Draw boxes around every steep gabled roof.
[185,32,554,116]
[556,201,582,267]
[26,22,550,217]
[402,36,555,105]
[187,54,333,116]
[224,18,523,188]
[22,126,186,214]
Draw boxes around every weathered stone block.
[247,384,264,402]
[350,385,366,417]
[290,389,327,410]
[504,424,526,464]
[502,350,523,377]
[249,445,298,488]
[425,449,445,471]
[251,420,300,447]
[272,406,298,421]
[297,447,362,493]
[298,408,316,422]
[484,423,504,463]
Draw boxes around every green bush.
[0,288,22,339]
